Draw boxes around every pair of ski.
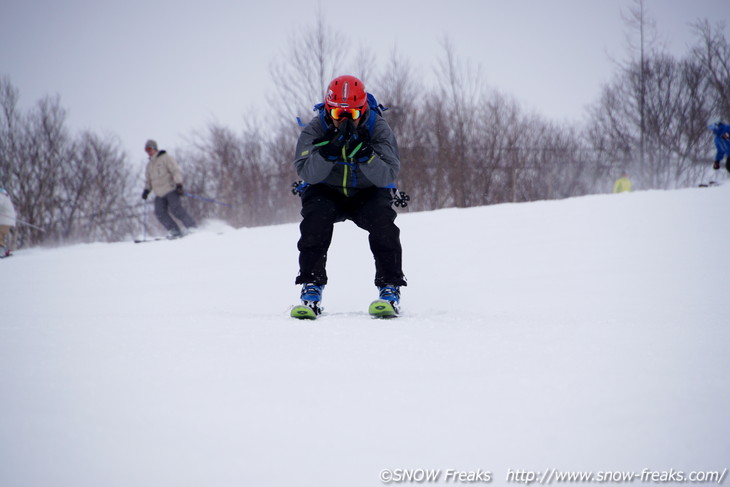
[134,234,185,244]
[291,299,399,320]
[698,181,719,188]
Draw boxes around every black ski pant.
[295,185,406,287]
[154,190,196,233]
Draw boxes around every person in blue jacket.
[709,121,730,172]
[292,75,407,315]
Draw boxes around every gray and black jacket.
[294,110,400,197]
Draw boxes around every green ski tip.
[291,305,317,320]
[369,299,398,318]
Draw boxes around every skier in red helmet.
[292,75,407,318]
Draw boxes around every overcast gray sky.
[1,0,727,170]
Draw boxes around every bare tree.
[373,47,423,212]
[181,117,301,229]
[589,53,712,189]
[268,15,348,123]
[0,77,22,187]
[10,94,70,246]
[692,20,730,121]
[374,39,596,210]
[58,132,136,242]
[482,93,523,204]
[431,38,493,208]
[621,0,661,169]
[0,78,137,246]
[11,7,725,251]
[587,2,718,189]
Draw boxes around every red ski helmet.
[325,75,367,120]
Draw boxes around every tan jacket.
[144,150,183,197]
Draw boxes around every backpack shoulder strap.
[313,102,328,131]
[364,93,388,135]
[364,108,377,134]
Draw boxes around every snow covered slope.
[1,186,729,487]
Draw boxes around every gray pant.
[154,190,196,232]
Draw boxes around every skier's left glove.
[176,184,184,195]
[713,160,721,170]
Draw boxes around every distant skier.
[709,121,730,172]
[141,139,197,238]
[292,75,407,317]
[613,173,633,193]
[0,186,16,257]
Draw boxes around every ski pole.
[142,201,149,241]
[184,193,233,208]
[2,215,46,232]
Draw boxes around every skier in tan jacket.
[142,139,196,238]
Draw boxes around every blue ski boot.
[291,283,324,319]
[369,285,400,318]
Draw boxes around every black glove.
[713,160,721,170]
[142,189,150,200]
[344,125,374,162]
[176,184,184,195]
[316,124,350,159]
